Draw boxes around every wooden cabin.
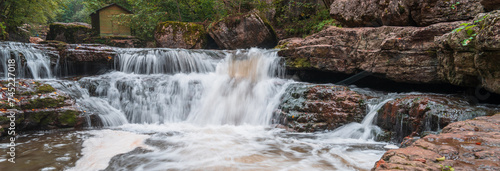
[90,3,133,37]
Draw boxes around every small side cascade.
[327,98,394,140]
[0,42,54,79]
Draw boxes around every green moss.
[274,42,288,49]
[36,84,56,94]
[157,21,207,48]
[21,96,66,109]
[58,110,78,126]
[287,58,312,68]
[31,111,53,126]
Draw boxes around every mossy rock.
[21,96,66,110]
[46,22,93,44]
[155,21,208,49]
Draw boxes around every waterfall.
[0,42,54,79]
[114,48,223,74]
[76,48,289,126]
[326,98,394,140]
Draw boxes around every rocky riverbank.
[374,113,500,171]
[0,80,88,137]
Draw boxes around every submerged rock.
[0,80,86,136]
[376,94,499,142]
[155,21,207,49]
[208,11,277,49]
[374,113,500,170]
[274,83,368,132]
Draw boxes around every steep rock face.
[208,11,277,49]
[0,80,85,136]
[274,83,368,132]
[155,21,207,49]
[330,0,412,27]
[46,22,93,44]
[330,0,483,27]
[278,21,463,83]
[436,11,500,93]
[374,113,500,171]
[409,0,484,26]
[376,94,498,142]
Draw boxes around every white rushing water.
[0,47,395,170]
[0,42,54,79]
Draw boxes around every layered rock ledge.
[374,113,500,171]
[278,10,500,94]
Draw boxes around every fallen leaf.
[436,156,445,161]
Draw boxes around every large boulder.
[330,0,412,27]
[376,94,498,142]
[330,0,484,27]
[409,0,484,26]
[274,83,368,132]
[436,10,500,93]
[155,21,207,49]
[46,22,93,44]
[278,21,463,84]
[374,113,500,171]
[208,11,277,49]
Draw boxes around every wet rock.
[208,11,277,49]
[374,113,500,171]
[436,10,500,93]
[274,83,367,132]
[0,80,86,136]
[278,21,463,84]
[155,21,207,49]
[330,0,483,27]
[37,41,117,76]
[376,94,498,142]
[46,22,93,44]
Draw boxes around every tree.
[0,0,63,31]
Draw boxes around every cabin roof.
[90,3,133,16]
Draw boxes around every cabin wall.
[98,6,131,36]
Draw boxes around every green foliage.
[274,0,340,37]
[0,22,7,40]
[440,165,455,171]
[451,15,488,46]
[450,2,460,10]
[0,0,64,32]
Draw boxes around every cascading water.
[1,47,397,171]
[0,42,54,79]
